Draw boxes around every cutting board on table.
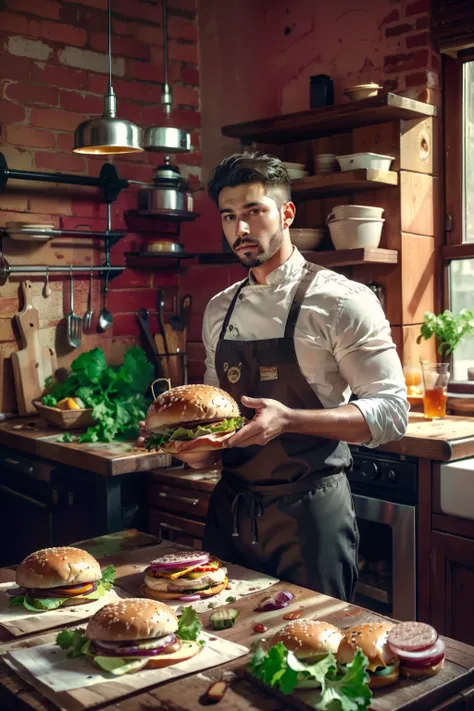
[11,281,58,415]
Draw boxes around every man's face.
[218,183,291,267]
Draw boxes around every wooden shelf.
[222,93,437,143]
[126,248,398,269]
[291,169,398,197]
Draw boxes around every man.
[164,152,408,602]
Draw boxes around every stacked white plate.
[335,153,395,172]
[6,222,55,241]
[283,162,308,180]
[313,153,338,175]
[290,228,326,251]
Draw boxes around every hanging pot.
[138,158,193,214]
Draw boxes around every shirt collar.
[248,247,305,286]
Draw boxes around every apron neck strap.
[219,278,249,340]
[284,262,319,339]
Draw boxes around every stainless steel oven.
[348,449,418,621]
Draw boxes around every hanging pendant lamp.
[73,0,143,155]
[144,0,190,153]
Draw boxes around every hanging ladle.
[98,270,113,332]
[43,266,51,298]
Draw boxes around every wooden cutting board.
[10,281,58,415]
[154,325,187,387]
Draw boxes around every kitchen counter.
[379,412,474,461]
[0,416,170,475]
[0,529,474,711]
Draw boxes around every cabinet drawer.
[148,483,210,518]
[149,508,205,542]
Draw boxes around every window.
[444,54,474,387]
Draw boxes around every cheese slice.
[152,566,198,580]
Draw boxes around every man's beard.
[233,224,284,267]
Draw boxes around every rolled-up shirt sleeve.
[202,301,220,388]
[332,289,409,448]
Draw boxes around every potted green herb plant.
[417,309,474,359]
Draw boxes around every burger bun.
[146,384,240,433]
[270,620,343,659]
[141,578,228,601]
[400,659,444,679]
[337,622,399,689]
[16,547,101,589]
[87,599,178,641]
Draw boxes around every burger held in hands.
[56,598,203,676]
[142,550,228,602]
[9,547,115,612]
[144,384,245,454]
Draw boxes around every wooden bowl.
[32,401,95,429]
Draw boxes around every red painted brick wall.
[0,0,200,413]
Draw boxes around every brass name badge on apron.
[259,366,278,381]
[223,362,242,384]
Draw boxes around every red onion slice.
[93,633,176,657]
[178,594,201,601]
[149,551,210,570]
[274,591,294,605]
[389,636,445,663]
[255,595,292,612]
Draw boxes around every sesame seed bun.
[86,598,178,642]
[270,620,344,660]
[337,622,400,689]
[146,384,239,432]
[16,547,101,589]
[141,578,228,601]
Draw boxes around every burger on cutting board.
[142,550,228,602]
[144,384,245,454]
[56,598,202,675]
[8,547,115,612]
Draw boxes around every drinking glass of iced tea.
[421,362,450,419]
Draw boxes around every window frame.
[442,50,474,393]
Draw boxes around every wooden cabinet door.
[431,531,474,646]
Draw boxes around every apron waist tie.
[231,490,264,544]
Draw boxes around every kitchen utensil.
[156,288,170,355]
[67,268,82,348]
[328,205,384,221]
[137,307,164,378]
[344,83,381,101]
[83,272,93,330]
[98,271,113,332]
[163,323,184,386]
[138,156,194,215]
[43,267,51,298]
[143,241,184,254]
[11,280,58,415]
[170,293,192,331]
[153,332,170,380]
[313,152,338,174]
[309,74,334,107]
[328,217,385,250]
[289,228,326,251]
[32,400,95,429]
[335,153,395,172]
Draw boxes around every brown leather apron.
[203,262,359,601]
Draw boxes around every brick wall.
[0,0,200,413]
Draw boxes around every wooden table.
[1,530,474,711]
[379,413,474,461]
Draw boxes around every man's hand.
[226,396,291,448]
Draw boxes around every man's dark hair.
[207,151,291,205]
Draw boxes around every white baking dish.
[328,217,385,250]
[335,153,395,172]
[327,204,384,221]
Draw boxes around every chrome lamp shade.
[74,116,143,155]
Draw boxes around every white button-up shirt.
[203,248,409,448]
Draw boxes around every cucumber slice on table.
[209,608,239,630]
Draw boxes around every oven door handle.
[0,484,48,510]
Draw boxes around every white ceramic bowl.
[328,205,384,221]
[290,228,326,250]
[328,217,384,250]
[335,153,395,172]
[344,84,381,101]
[287,169,309,180]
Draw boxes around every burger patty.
[144,567,227,592]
